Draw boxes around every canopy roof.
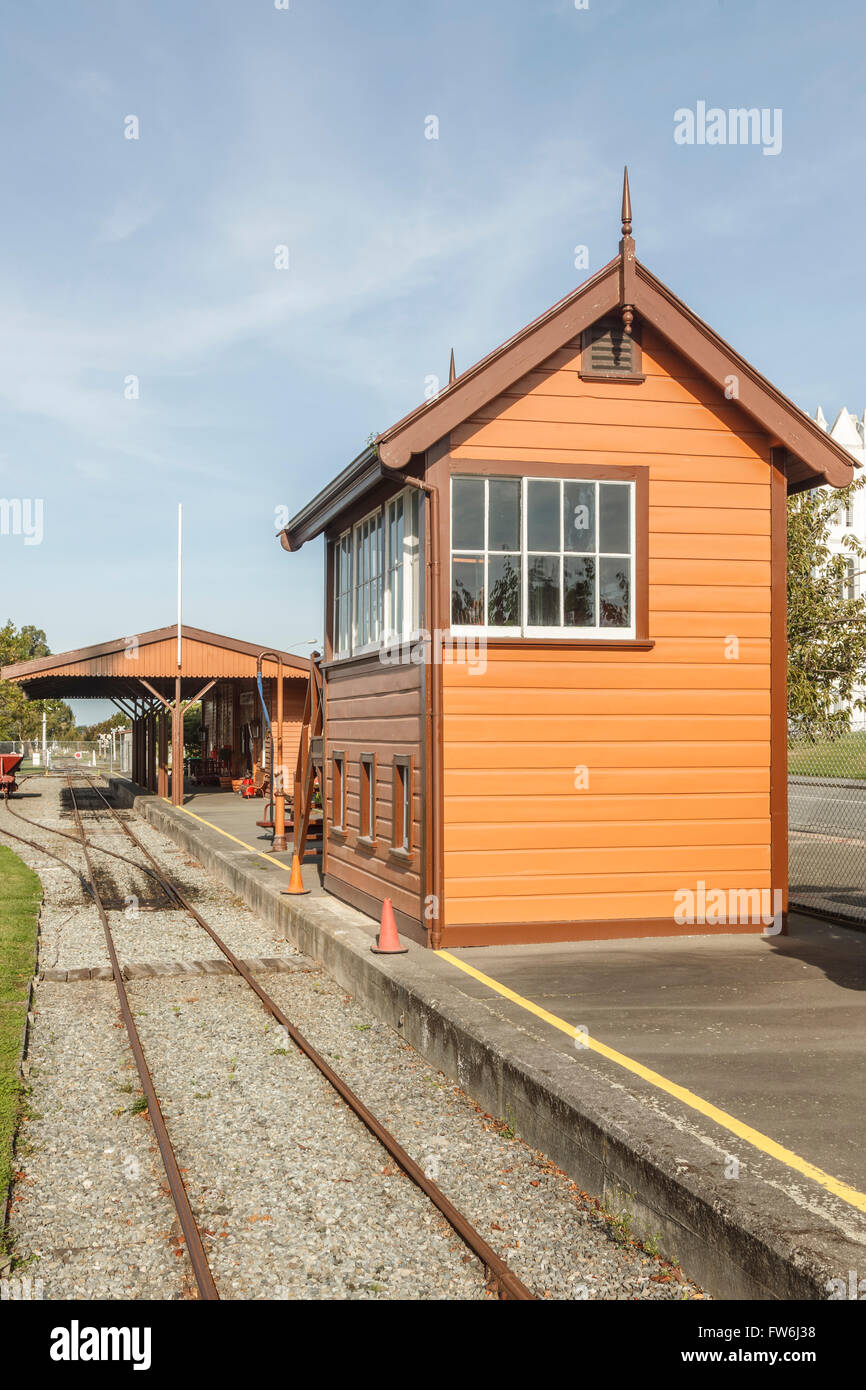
[1,624,311,701]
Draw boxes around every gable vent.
[581,316,642,378]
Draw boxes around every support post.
[158,711,169,798]
[147,710,157,793]
[272,669,286,852]
[172,676,184,806]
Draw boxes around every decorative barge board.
[280,170,854,948]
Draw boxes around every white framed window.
[353,509,383,651]
[450,474,635,638]
[333,531,352,656]
[332,488,419,659]
[842,558,859,602]
[385,491,420,641]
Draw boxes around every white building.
[814,405,866,728]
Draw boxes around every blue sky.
[1,0,865,720]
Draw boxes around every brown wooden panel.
[443,819,770,851]
[324,849,421,919]
[649,558,771,587]
[650,506,770,535]
[443,688,769,717]
[326,689,424,722]
[444,714,770,742]
[444,766,769,796]
[325,716,424,745]
[442,659,770,689]
[443,792,770,824]
[445,843,771,876]
[442,740,769,770]
[650,585,770,613]
[649,612,771,638]
[448,869,772,900]
[648,532,770,560]
[446,888,769,925]
[650,480,769,510]
[452,417,769,460]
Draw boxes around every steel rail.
[0,811,95,899]
[3,793,169,890]
[64,775,219,1301]
[79,773,534,1300]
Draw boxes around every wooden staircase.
[293,655,324,861]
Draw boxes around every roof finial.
[621,165,632,239]
[449,348,456,385]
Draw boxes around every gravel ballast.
[1,777,706,1300]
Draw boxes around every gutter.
[381,464,445,950]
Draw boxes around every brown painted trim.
[439,456,650,642]
[377,259,621,468]
[578,372,646,384]
[440,918,769,948]
[422,452,448,949]
[373,251,853,492]
[323,872,427,947]
[319,650,387,675]
[770,451,789,931]
[633,264,853,491]
[482,638,655,651]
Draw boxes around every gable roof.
[279,175,854,552]
[1,624,311,700]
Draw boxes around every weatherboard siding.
[441,325,773,940]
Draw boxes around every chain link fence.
[788,730,866,926]
[0,738,127,774]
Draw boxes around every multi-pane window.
[451,475,635,636]
[332,489,419,658]
[354,511,383,649]
[333,533,352,656]
[385,491,419,639]
[842,558,859,602]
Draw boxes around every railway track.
[2,770,535,1302]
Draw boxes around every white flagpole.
[177,502,183,669]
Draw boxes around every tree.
[76,712,131,741]
[183,703,202,758]
[0,621,75,742]
[787,478,866,740]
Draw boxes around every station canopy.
[0,624,311,703]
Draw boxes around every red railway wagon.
[0,752,23,798]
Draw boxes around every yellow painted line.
[437,949,866,1215]
[168,800,292,872]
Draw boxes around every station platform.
[170,784,325,895]
[107,775,866,1302]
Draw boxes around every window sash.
[332,490,419,658]
[450,475,636,638]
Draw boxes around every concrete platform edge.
[108,778,863,1302]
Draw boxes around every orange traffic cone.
[371,897,408,955]
[282,853,310,896]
